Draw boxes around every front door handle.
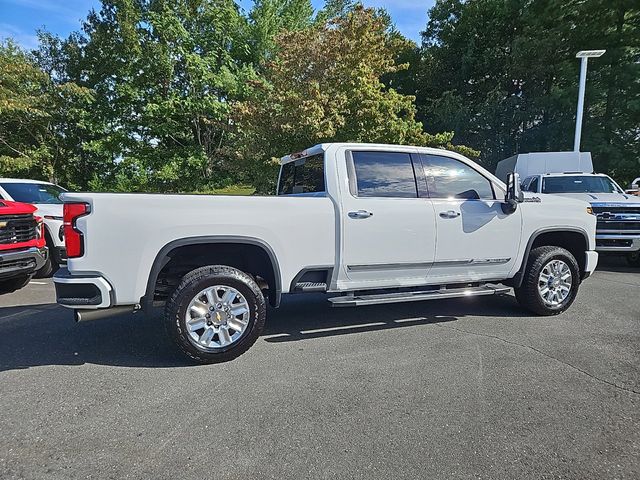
[348,210,374,219]
[439,210,460,219]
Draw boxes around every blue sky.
[0,0,434,49]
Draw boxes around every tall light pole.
[574,50,606,152]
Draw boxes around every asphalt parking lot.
[0,258,638,480]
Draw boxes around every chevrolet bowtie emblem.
[0,221,6,228]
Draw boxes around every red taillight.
[63,203,90,258]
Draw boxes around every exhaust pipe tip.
[74,306,134,323]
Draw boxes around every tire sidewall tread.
[515,246,580,316]
[164,265,266,364]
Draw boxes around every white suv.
[0,179,67,276]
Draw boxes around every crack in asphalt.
[434,323,640,396]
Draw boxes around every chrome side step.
[327,285,511,307]
[294,282,328,293]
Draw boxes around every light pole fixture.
[574,50,606,152]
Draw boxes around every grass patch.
[208,185,256,196]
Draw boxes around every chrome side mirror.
[502,172,524,214]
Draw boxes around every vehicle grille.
[592,205,640,215]
[596,220,640,234]
[0,215,37,245]
[592,204,640,238]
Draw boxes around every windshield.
[542,176,622,194]
[0,182,67,204]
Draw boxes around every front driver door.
[419,153,522,283]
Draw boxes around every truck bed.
[63,193,335,305]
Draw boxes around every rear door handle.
[348,210,374,219]
[439,210,460,219]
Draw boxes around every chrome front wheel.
[514,246,580,316]
[537,259,572,307]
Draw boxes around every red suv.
[0,200,48,294]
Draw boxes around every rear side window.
[349,151,418,198]
[421,154,494,200]
[278,154,325,195]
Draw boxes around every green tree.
[0,40,92,186]
[236,6,475,193]
[247,0,315,63]
[37,0,257,192]
[416,0,639,184]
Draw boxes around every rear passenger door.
[339,148,437,289]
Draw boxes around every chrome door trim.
[347,258,511,272]
[432,258,511,267]
[347,262,433,272]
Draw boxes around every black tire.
[626,251,640,267]
[164,265,266,364]
[514,246,580,316]
[34,252,56,278]
[0,275,31,295]
[34,236,57,278]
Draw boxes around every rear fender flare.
[142,236,282,310]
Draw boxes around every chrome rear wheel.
[185,285,251,351]
[165,265,266,364]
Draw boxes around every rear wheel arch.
[509,227,589,288]
[144,236,282,310]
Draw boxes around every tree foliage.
[0,40,93,186]
[236,6,474,192]
[415,0,639,183]
[4,0,634,193]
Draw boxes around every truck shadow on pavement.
[262,293,526,343]
[0,293,527,371]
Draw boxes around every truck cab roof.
[280,143,470,165]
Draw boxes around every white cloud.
[0,23,39,50]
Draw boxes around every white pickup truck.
[54,143,598,363]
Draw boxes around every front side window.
[542,175,621,194]
[350,151,418,198]
[0,183,66,204]
[421,154,494,199]
[277,154,325,195]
